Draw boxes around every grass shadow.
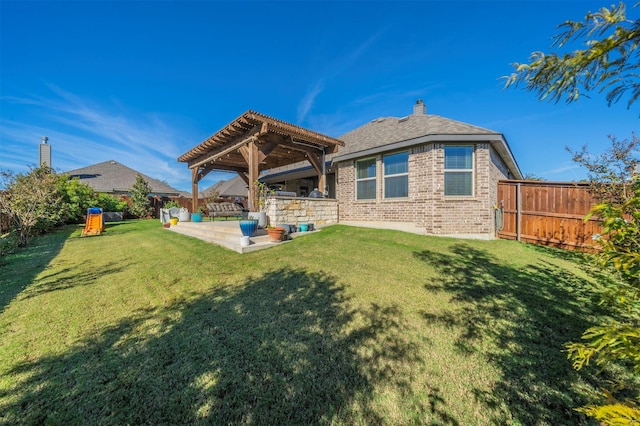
[0,226,75,313]
[95,220,142,237]
[18,260,132,300]
[414,243,607,425]
[1,267,432,424]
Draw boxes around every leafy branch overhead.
[504,2,640,108]
[506,2,640,424]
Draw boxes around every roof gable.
[263,102,521,180]
[203,175,248,198]
[336,114,498,157]
[65,160,183,196]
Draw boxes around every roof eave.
[490,135,523,180]
[331,133,523,179]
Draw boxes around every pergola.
[178,110,345,212]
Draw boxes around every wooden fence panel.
[497,180,601,251]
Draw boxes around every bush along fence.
[496,180,602,251]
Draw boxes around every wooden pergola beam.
[178,110,344,213]
[305,149,326,192]
[189,133,258,169]
[244,111,342,148]
[236,171,249,186]
[237,138,282,210]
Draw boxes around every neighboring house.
[66,160,184,197]
[201,175,249,208]
[263,100,522,238]
[202,175,248,199]
[65,160,189,218]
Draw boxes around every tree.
[522,172,546,181]
[506,3,640,423]
[568,134,640,204]
[505,2,640,109]
[567,176,640,424]
[94,193,128,213]
[57,176,97,223]
[128,174,153,218]
[0,166,64,247]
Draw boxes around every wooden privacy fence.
[496,180,601,251]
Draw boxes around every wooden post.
[239,139,267,212]
[516,182,521,242]
[247,141,259,212]
[318,174,326,195]
[305,149,326,195]
[191,168,199,213]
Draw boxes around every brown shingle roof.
[336,113,498,157]
[329,102,521,178]
[65,160,184,196]
[263,102,521,179]
[203,175,248,198]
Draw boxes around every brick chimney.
[413,99,426,116]
[39,136,51,167]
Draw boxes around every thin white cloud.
[484,108,570,129]
[46,85,183,158]
[297,80,324,124]
[338,27,386,71]
[543,164,580,174]
[539,163,585,181]
[297,26,389,124]
[0,87,195,190]
[304,82,442,138]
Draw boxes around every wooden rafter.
[188,128,260,169]
[178,110,344,209]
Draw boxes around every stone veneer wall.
[336,142,511,238]
[265,197,338,227]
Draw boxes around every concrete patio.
[165,220,318,253]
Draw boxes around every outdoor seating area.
[165,219,317,253]
[207,202,246,220]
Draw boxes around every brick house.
[179,101,521,239]
[261,100,522,238]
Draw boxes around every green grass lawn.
[0,220,622,424]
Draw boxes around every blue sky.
[1,0,638,191]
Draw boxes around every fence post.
[516,182,521,242]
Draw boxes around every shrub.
[128,175,153,218]
[57,177,97,223]
[567,176,640,423]
[95,193,127,212]
[0,166,65,247]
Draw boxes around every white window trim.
[355,157,377,200]
[444,145,474,197]
[383,151,409,199]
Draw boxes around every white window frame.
[383,151,409,199]
[444,145,474,196]
[355,157,377,200]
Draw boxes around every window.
[384,151,408,198]
[444,146,473,196]
[356,158,376,199]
